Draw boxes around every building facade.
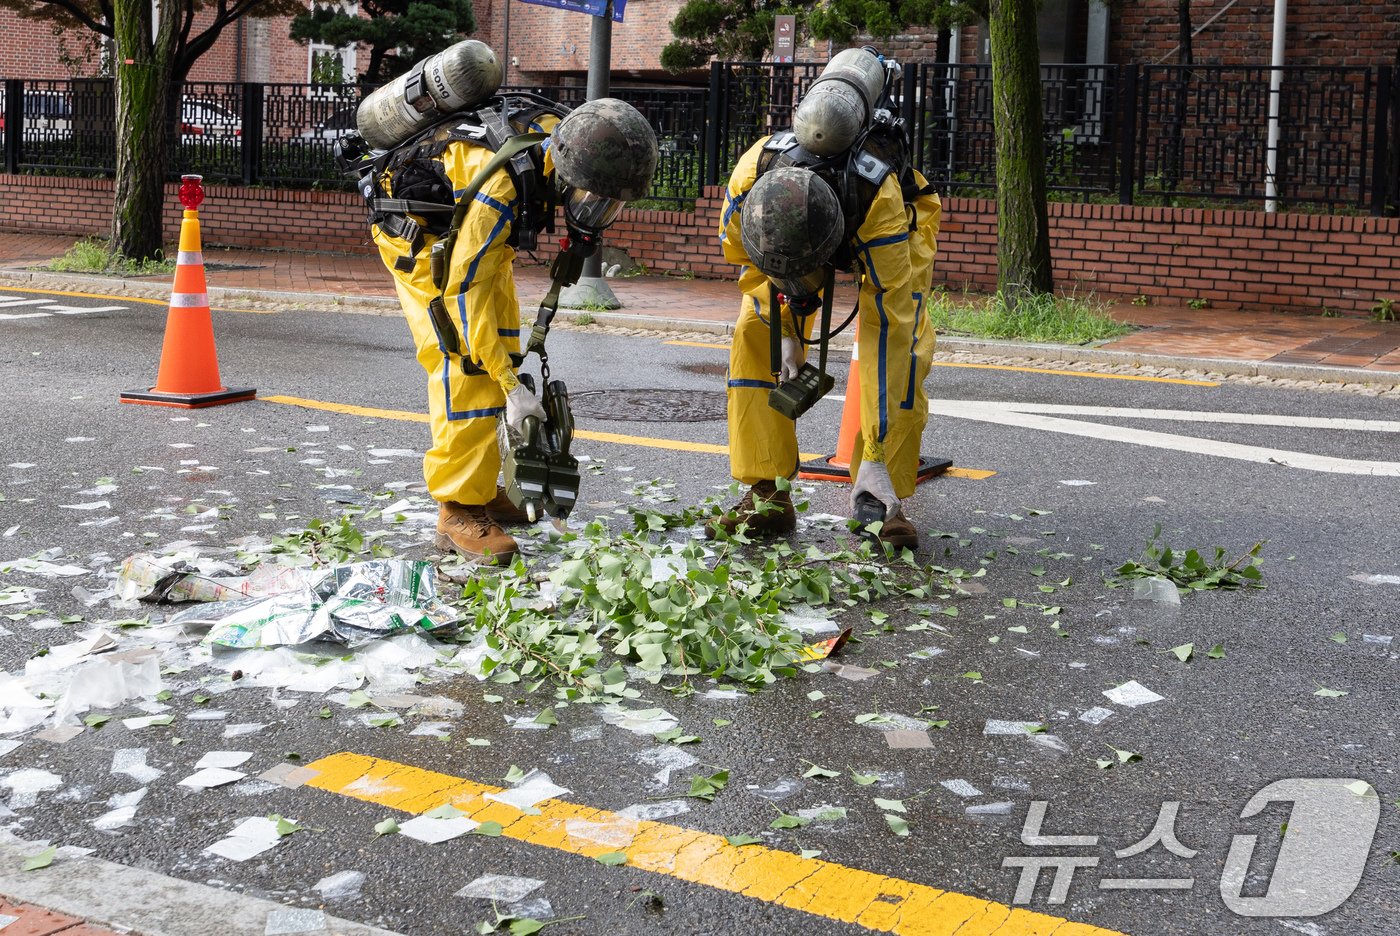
[3,1,1396,87]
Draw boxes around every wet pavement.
[0,289,1396,935]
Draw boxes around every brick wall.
[0,173,371,252]
[6,173,1396,316]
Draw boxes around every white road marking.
[980,402,1400,434]
[932,399,1400,477]
[0,294,130,320]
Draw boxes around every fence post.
[241,82,264,186]
[703,62,722,187]
[3,79,21,174]
[1371,65,1392,217]
[1117,65,1138,205]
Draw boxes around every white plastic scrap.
[111,749,164,784]
[196,751,253,770]
[617,800,690,821]
[966,802,1015,816]
[940,779,983,798]
[565,817,638,849]
[178,767,245,789]
[222,724,266,739]
[2,768,63,808]
[93,805,139,831]
[634,745,698,786]
[1078,706,1115,725]
[410,722,453,738]
[1103,680,1165,708]
[1131,577,1180,605]
[455,874,545,903]
[314,870,365,901]
[983,719,1043,736]
[398,813,479,844]
[1351,574,1400,586]
[597,704,677,735]
[484,770,569,811]
[204,817,284,862]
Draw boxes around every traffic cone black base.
[119,387,257,409]
[798,454,952,484]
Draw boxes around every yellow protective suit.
[720,139,940,499]
[372,123,556,507]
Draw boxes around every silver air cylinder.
[356,39,503,150]
[793,47,886,156]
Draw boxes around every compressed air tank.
[793,47,886,156]
[356,39,503,150]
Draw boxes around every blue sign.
[516,0,626,22]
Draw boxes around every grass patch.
[46,238,176,276]
[926,290,1133,344]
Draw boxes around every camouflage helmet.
[551,98,659,201]
[740,167,844,297]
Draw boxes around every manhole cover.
[570,389,729,422]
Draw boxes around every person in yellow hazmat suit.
[707,134,941,550]
[358,96,657,564]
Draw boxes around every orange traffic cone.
[798,341,950,483]
[120,175,255,409]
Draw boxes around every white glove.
[851,460,900,517]
[504,383,546,438]
[779,335,805,383]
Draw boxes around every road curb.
[0,836,401,936]
[6,269,1396,386]
[934,337,1400,388]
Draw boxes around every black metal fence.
[2,62,1396,213]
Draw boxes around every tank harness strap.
[420,131,548,371]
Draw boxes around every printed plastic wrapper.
[168,560,461,649]
[118,554,254,604]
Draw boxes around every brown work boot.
[705,480,797,540]
[878,508,918,551]
[485,486,532,525]
[436,502,519,565]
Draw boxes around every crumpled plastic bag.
[168,560,460,649]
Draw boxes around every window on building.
[307,2,358,94]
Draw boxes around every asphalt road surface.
[0,285,1397,936]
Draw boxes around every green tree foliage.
[291,0,476,85]
[2,0,302,263]
[662,0,986,73]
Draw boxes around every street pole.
[560,0,622,309]
[1264,0,1287,213]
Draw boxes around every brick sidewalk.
[3,231,1397,372]
[0,897,123,936]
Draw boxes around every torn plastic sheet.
[597,704,677,735]
[205,817,283,862]
[314,870,365,900]
[0,553,90,577]
[618,800,689,821]
[2,768,63,808]
[1131,577,1181,606]
[117,554,254,604]
[0,587,42,607]
[398,812,479,843]
[565,816,638,849]
[48,653,162,727]
[1103,680,1165,708]
[455,874,545,903]
[484,770,569,811]
[169,560,460,649]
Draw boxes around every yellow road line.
[305,752,1120,936]
[930,361,1219,387]
[0,284,270,314]
[261,395,996,479]
[664,339,731,350]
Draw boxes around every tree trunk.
[988,0,1053,300]
[111,0,177,263]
